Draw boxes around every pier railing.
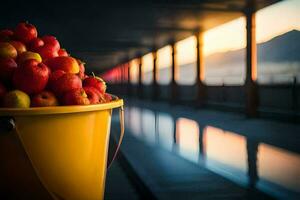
[108,79,299,121]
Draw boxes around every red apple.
[83,76,106,94]
[83,86,100,104]
[14,22,37,44]
[0,82,7,100]
[0,29,14,42]
[44,56,79,74]
[51,73,82,97]
[42,35,60,50]
[0,58,17,82]
[17,51,42,64]
[77,59,85,79]
[48,70,66,88]
[28,37,43,50]
[9,41,26,55]
[58,49,68,57]
[13,59,50,94]
[31,91,58,107]
[97,93,112,103]
[62,88,90,105]
[104,93,112,102]
[37,46,59,60]
[29,35,60,60]
[0,42,17,59]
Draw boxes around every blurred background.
[1,0,300,199]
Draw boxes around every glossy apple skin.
[48,70,66,89]
[0,42,17,59]
[9,41,27,55]
[44,56,79,74]
[104,93,112,102]
[83,86,100,104]
[29,36,60,59]
[51,73,82,97]
[38,46,59,60]
[3,90,30,108]
[62,88,90,105]
[0,82,7,100]
[13,59,50,94]
[28,37,43,50]
[0,29,14,42]
[77,59,85,79]
[58,49,68,56]
[0,58,17,83]
[31,91,58,107]
[14,22,37,44]
[83,76,106,94]
[42,35,60,50]
[17,51,42,64]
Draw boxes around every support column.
[119,66,123,95]
[122,64,127,95]
[245,8,259,117]
[196,31,206,107]
[292,77,298,122]
[122,64,126,83]
[152,50,159,101]
[171,43,178,104]
[127,62,132,96]
[138,57,143,99]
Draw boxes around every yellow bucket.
[0,97,124,200]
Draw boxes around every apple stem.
[92,72,96,78]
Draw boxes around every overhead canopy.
[1,0,280,72]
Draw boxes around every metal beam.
[154,2,242,13]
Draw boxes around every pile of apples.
[0,22,112,108]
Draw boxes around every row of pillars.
[126,9,258,117]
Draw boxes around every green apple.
[3,90,30,108]
[0,42,17,59]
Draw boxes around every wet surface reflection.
[203,126,249,186]
[176,118,199,163]
[157,113,174,152]
[123,104,300,199]
[257,143,300,199]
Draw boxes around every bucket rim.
[0,97,123,116]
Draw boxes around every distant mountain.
[205,30,300,67]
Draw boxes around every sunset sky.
[204,0,300,57]
[138,0,300,73]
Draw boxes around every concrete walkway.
[105,161,139,200]
[110,130,272,200]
